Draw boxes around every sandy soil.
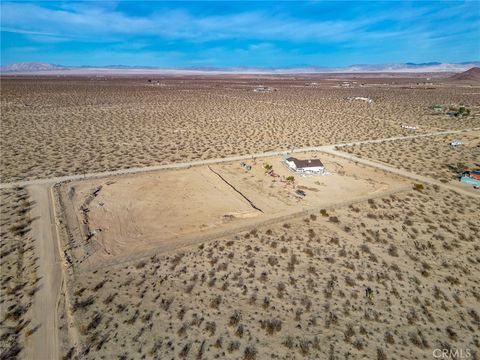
[2,76,479,183]
[60,185,480,359]
[58,153,407,270]
[339,131,480,183]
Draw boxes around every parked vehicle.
[460,171,480,189]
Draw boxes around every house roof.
[286,157,324,169]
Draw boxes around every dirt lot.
[57,152,407,269]
[339,130,480,183]
[2,76,479,183]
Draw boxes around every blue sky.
[1,1,479,68]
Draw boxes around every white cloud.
[1,1,478,50]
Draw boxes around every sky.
[1,1,479,68]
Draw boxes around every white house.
[285,156,325,174]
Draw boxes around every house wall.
[286,160,297,170]
[298,166,324,173]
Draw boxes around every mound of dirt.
[448,67,480,82]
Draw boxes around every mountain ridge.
[448,67,480,81]
[2,61,479,74]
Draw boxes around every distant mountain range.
[1,61,479,74]
[1,62,67,72]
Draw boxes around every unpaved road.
[8,127,479,359]
[25,185,62,360]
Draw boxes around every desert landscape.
[1,70,479,360]
[1,75,479,183]
[2,1,480,358]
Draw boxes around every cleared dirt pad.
[58,152,408,269]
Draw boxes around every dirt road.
[25,185,62,360]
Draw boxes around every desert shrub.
[210,295,222,309]
[268,256,278,266]
[205,321,216,336]
[229,311,242,327]
[360,244,371,254]
[263,297,271,309]
[413,183,424,191]
[344,323,355,342]
[352,339,364,350]
[325,312,338,327]
[283,336,294,349]
[73,295,95,312]
[377,348,387,360]
[385,331,395,344]
[409,330,429,348]
[261,318,282,335]
[277,282,286,297]
[228,341,240,353]
[179,343,191,358]
[244,346,257,360]
[235,324,244,338]
[299,339,310,355]
[345,276,356,287]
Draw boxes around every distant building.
[450,140,464,147]
[253,86,276,93]
[284,156,325,174]
[347,96,373,103]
